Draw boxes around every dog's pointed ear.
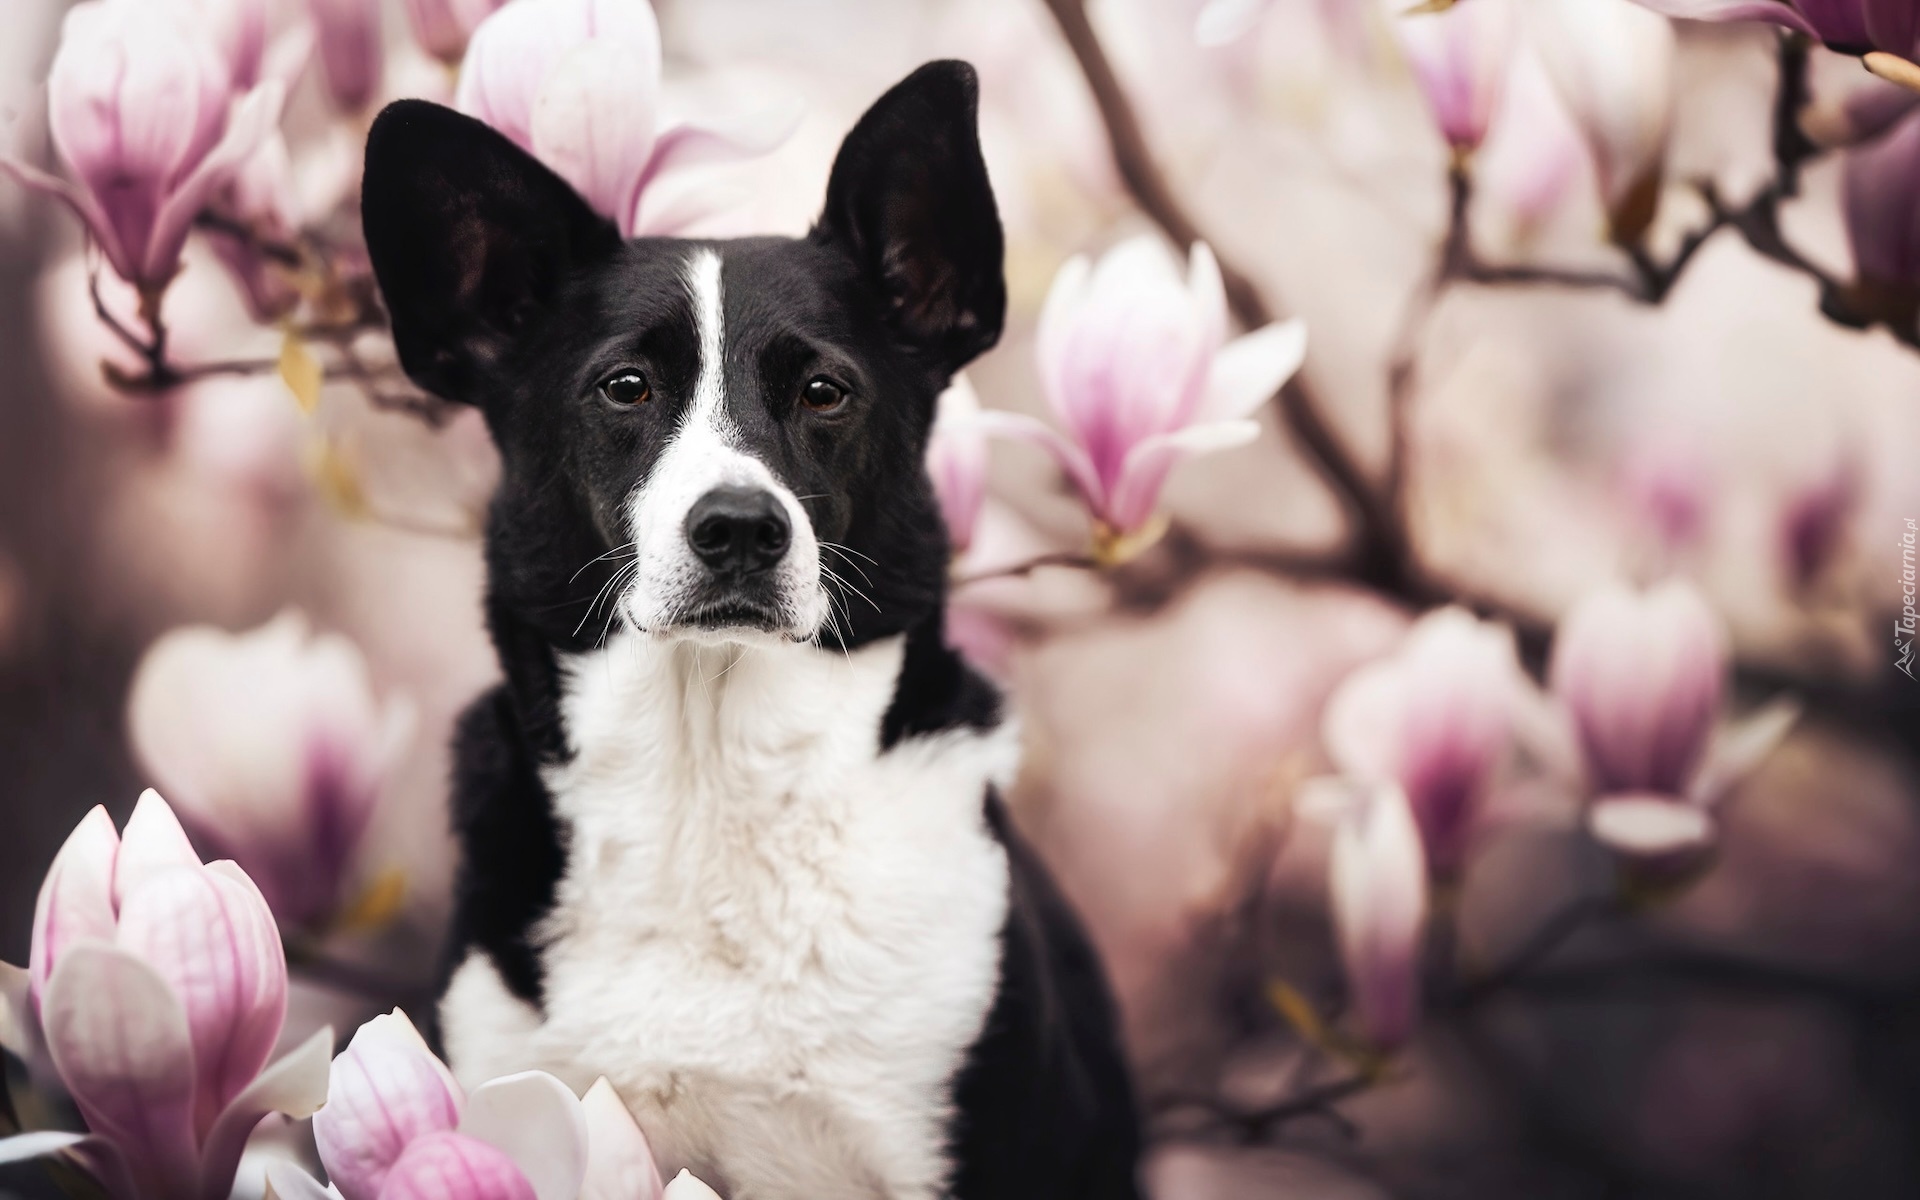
[815,60,1005,372]
[361,100,621,404]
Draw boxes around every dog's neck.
[552,630,909,806]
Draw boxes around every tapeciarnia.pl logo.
[1900,518,1917,680]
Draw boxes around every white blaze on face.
[620,249,829,640]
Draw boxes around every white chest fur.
[440,632,1016,1200]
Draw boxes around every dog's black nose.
[685,487,791,577]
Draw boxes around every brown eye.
[600,371,650,406]
[801,376,847,412]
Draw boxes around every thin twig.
[1454,894,1626,1006]
[952,551,1099,587]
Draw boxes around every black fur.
[365,60,1140,1198]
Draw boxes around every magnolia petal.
[0,1131,141,1200]
[1587,792,1714,857]
[629,176,753,237]
[1186,240,1229,357]
[30,805,120,1007]
[1688,696,1801,806]
[458,1072,589,1200]
[579,1078,663,1200]
[1035,253,1093,420]
[662,1170,723,1200]
[1323,658,1411,785]
[1627,0,1819,38]
[1105,419,1261,535]
[199,1026,336,1200]
[0,1130,92,1163]
[974,410,1109,524]
[0,155,132,280]
[1203,320,1307,421]
[142,79,286,285]
[41,945,200,1198]
[634,100,803,195]
[1195,0,1268,46]
[530,40,658,235]
[1329,786,1428,1050]
[314,1011,463,1200]
[114,865,287,1127]
[112,791,203,910]
[265,1161,346,1200]
[377,1132,538,1200]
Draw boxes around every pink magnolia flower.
[1845,109,1920,305]
[126,611,414,932]
[0,792,333,1200]
[1632,0,1920,56]
[457,0,796,237]
[307,0,384,113]
[1328,785,1429,1051]
[1322,608,1526,879]
[1529,0,1678,244]
[287,1008,689,1200]
[1387,0,1520,152]
[0,1,285,296]
[928,376,991,557]
[985,236,1307,554]
[1550,581,1798,864]
[405,0,510,64]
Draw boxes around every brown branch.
[1155,1072,1376,1144]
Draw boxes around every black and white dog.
[360,61,1142,1199]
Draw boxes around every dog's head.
[361,61,1003,650]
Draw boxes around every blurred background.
[3,0,1920,1196]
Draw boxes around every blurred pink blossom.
[0,792,333,1200]
[1476,46,1593,246]
[457,0,796,237]
[928,375,990,556]
[1322,608,1526,878]
[1530,0,1677,243]
[161,0,270,91]
[307,0,384,113]
[405,0,510,65]
[1329,785,1429,1051]
[1552,581,1727,798]
[1550,582,1798,864]
[126,610,415,932]
[205,133,303,322]
[1845,108,1920,308]
[1387,0,1519,152]
[1617,433,1713,557]
[303,1009,673,1200]
[1632,0,1919,56]
[0,1,285,296]
[985,235,1307,553]
[1778,457,1860,590]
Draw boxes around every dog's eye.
[801,376,847,413]
[600,371,650,406]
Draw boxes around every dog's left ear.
[362,100,621,404]
[815,60,1005,372]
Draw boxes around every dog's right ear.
[361,100,620,403]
